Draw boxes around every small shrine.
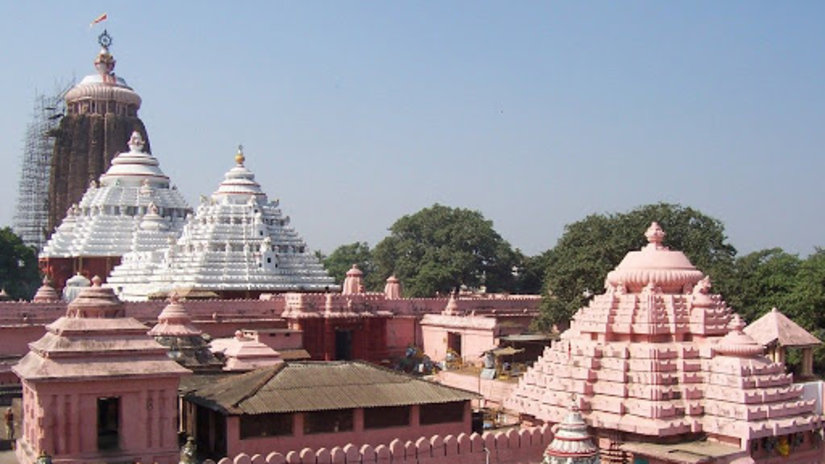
[13,277,190,464]
[148,295,223,373]
[108,147,336,300]
[744,307,822,378]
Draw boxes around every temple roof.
[187,360,478,415]
[40,131,191,259]
[107,148,336,300]
[64,30,141,109]
[507,223,823,445]
[14,278,190,381]
[744,307,821,348]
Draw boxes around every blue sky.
[1,2,823,256]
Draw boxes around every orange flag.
[89,13,108,28]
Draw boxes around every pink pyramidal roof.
[507,223,822,448]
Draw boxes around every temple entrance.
[97,397,120,451]
[335,330,353,360]
[447,332,462,356]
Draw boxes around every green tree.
[535,203,737,331]
[0,227,40,300]
[725,248,801,323]
[322,242,376,288]
[372,204,517,297]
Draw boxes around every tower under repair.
[47,30,150,235]
[13,86,70,250]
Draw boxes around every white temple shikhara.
[40,131,191,289]
[107,147,336,300]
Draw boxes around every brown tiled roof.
[186,361,478,415]
[744,307,822,348]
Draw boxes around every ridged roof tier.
[543,401,600,464]
[107,147,336,300]
[13,277,190,380]
[40,132,191,259]
[507,223,822,449]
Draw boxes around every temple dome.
[605,222,704,293]
[65,276,124,318]
[100,133,169,188]
[64,31,142,116]
[543,401,600,464]
[212,147,266,202]
[714,314,764,357]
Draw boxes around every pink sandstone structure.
[13,277,190,464]
[743,307,821,379]
[507,223,825,463]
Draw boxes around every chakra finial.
[98,29,113,49]
[235,145,245,165]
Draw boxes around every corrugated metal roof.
[187,361,478,415]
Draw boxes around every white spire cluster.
[107,148,336,300]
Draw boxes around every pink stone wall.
[385,316,418,357]
[17,377,181,464]
[222,403,474,457]
[421,324,496,364]
[207,424,551,464]
[436,371,517,409]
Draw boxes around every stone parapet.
[204,426,551,464]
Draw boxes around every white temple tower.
[107,147,336,300]
[40,131,191,290]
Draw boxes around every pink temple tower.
[13,277,190,464]
[508,223,824,463]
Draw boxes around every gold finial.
[235,144,245,165]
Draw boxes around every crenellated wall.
[203,426,551,464]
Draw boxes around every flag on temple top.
[89,13,108,28]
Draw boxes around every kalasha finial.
[645,222,666,247]
[727,314,746,332]
[94,30,116,80]
[235,145,245,165]
[128,131,145,152]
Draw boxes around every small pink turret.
[31,276,60,303]
[148,294,201,337]
[342,264,365,295]
[384,275,402,299]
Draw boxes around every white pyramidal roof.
[107,147,336,300]
[40,132,191,258]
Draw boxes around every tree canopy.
[322,241,378,289]
[372,204,517,297]
[0,227,40,300]
[535,203,737,330]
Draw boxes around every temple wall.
[17,377,180,464]
[420,323,497,364]
[206,425,550,464]
[436,371,517,409]
[385,316,418,358]
[223,403,475,458]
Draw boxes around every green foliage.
[725,248,801,323]
[0,227,40,300]
[535,203,737,331]
[372,204,517,297]
[322,242,377,289]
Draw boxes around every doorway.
[335,330,353,360]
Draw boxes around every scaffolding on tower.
[13,83,73,250]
